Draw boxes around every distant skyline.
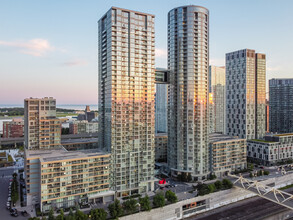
[1,0,293,104]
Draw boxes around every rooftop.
[26,147,109,163]
[209,133,245,143]
[274,133,293,137]
[249,139,276,143]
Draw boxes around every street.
[0,167,28,220]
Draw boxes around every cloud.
[0,39,54,57]
[155,48,167,58]
[62,59,88,66]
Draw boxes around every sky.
[0,0,293,105]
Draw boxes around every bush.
[208,184,216,193]
[139,195,151,211]
[153,192,165,208]
[214,180,222,190]
[197,183,210,196]
[90,208,107,220]
[264,170,269,175]
[222,179,233,189]
[165,190,178,203]
[123,198,137,214]
[108,199,123,219]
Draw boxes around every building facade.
[226,49,266,140]
[24,97,62,150]
[25,148,113,212]
[269,78,293,134]
[155,83,168,134]
[209,66,225,134]
[155,133,168,163]
[209,133,247,177]
[69,121,99,134]
[247,133,293,166]
[3,118,24,138]
[168,5,210,180]
[98,7,155,196]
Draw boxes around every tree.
[208,184,216,193]
[222,179,233,189]
[214,180,222,190]
[198,184,210,196]
[90,208,107,220]
[249,172,253,178]
[28,218,41,220]
[56,209,64,220]
[108,199,123,219]
[74,209,88,220]
[165,190,178,203]
[123,198,137,214]
[153,192,165,207]
[139,195,151,211]
[48,208,55,220]
[187,173,192,182]
[264,170,270,175]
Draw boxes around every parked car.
[8,197,11,202]
[10,208,18,217]
[6,201,11,210]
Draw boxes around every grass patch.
[279,184,293,190]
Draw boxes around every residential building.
[209,66,225,134]
[3,118,24,138]
[167,5,210,180]
[155,80,168,133]
[69,121,99,134]
[98,7,155,196]
[209,133,247,177]
[226,49,266,140]
[155,133,168,163]
[24,97,62,150]
[269,78,293,134]
[247,133,293,166]
[208,93,214,134]
[266,99,269,132]
[25,148,114,212]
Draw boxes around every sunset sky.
[1,0,293,105]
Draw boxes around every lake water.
[0,104,98,111]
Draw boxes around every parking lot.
[0,168,29,219]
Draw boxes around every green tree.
[208,184,216,193]
[28,218,41,220]
[56,209,64,220]
[187,173,192,182]
[198,184,210,196]
[74,209,88,220]
[214,180,222,190]
[153,192,165,207]
[108,199,124,219]
[222,179,233,189]
[139,195,151,211]
[90,208,107,220]
[48,208,55,220]
[123,198,137,214]
[165,190,178,203]
[264,170,270,175]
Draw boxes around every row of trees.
[249,170,269,177]
[11,173,19,205]
[196,179,233,196]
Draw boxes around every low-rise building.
[25,147,114,212]
[247,133,293,166]
[3,118,24,138]
[69,121,98,134]
[155,133,167,163]
[209,133,247,177]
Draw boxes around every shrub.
[153,192,165,208]
[214,180,222,190]
[222,179,233,189]
[139,195,151,211]
[208,184,216,193]
[165,190,178,203]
